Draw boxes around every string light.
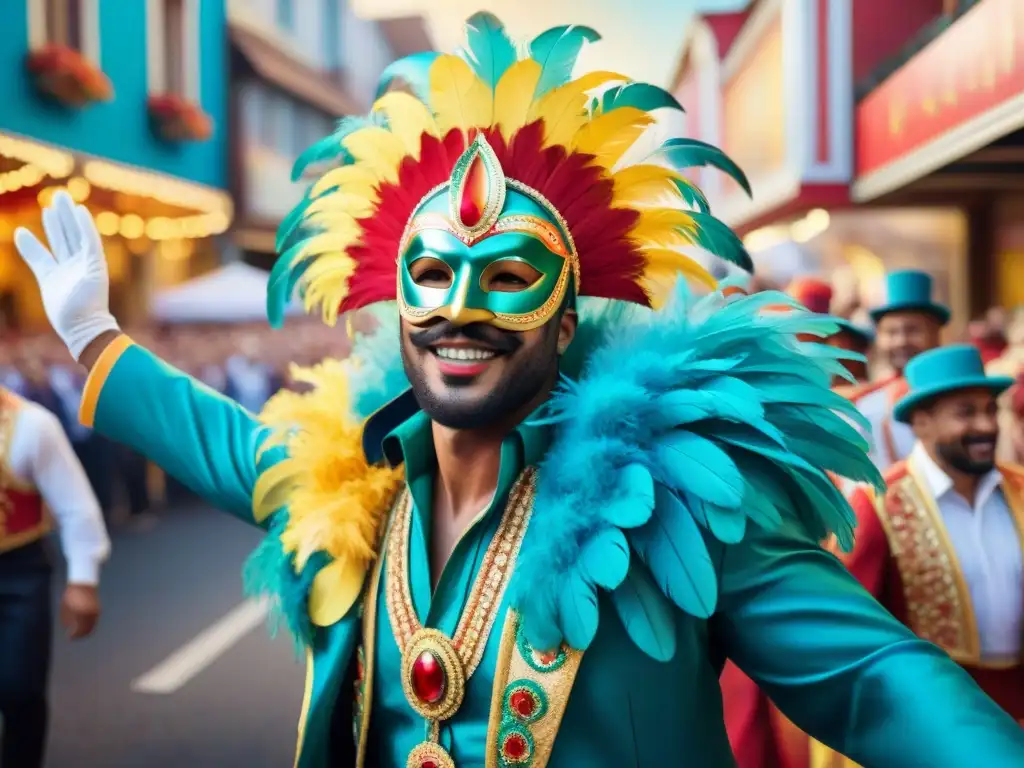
[67,176,91,202]
[82,160,233,217]
[0,133,74,178]
[95,211,120,236]
[0,164,48,195]
[119,213,145,239]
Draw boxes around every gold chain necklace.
[385,468,536,768]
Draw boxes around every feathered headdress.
[268,12,752,328]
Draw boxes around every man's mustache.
[409,320,522,354]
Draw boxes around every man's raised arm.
[14,191,280,524]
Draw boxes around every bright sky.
[354,0,750,87]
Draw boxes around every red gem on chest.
[509,689,534,718]
[410,650,447,704]
[503,733,528,760]
[420,761,439,768]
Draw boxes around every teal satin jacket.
[79,339,1024,767]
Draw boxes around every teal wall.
[0,1,228,189]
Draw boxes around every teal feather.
[599,82,683,113]
[687,212,754,272]
[610,564,677,662]
[266,241,313,329]
[687,492,747,544]
[529,24,601,98]
[628,484,718,617]
[290,116,368,181]
[650,137,752,196]
[580,527,631,590]
[558,568,600,649]
[599,463,656,528]
[785,470,856,549]
[461,11,517,90]
[670,178,711,213]
[651,431,745,507]
[374,51,440,102]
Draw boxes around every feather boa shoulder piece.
[513,282,884,658]
[244,286,883,655]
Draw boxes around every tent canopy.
[149,261,303,323]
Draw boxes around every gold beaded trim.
[386,468,535,672]
[876,467,981,663]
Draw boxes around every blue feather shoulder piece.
[508,282,884,659]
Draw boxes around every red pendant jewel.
[411,650,447,704]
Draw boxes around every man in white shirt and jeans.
[0,387,110,767]
[839,344,1024,749]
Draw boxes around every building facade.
[0,0,233,329]
[226,0,432,268]
[671,0,1021,329]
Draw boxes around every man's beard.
[402,320,559,430]
[936,434,998,475]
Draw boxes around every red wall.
[852,0,945,81]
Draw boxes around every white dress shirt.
[858,384,915,471]
[7,398,110,584]
[909,443,1023,659]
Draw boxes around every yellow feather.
[295,227,361,264]
[529,71,629,148]
[310,165,380,200]
[639,246,717,298]
[611,165,687,208]
[256,360,404,624]
[493,60,542,139]
[342,126,406,185]
[308,557,369,627]
[571,107,655,168]
[429,54,492,135]
[251,460,299,524]
[629,208,698,247]
[371,91,438,159]
[305,191,376,221]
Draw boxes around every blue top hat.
[892,344,1014,423]
[869,270,950,326]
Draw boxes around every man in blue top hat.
[839,344,1024,758]
[855,269,950,470]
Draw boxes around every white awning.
[150,261,303,323]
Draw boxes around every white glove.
[14,190,120,361]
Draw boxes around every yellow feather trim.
[493,60,542,139]
[638,246,717,304]
[342,127,406,185]
[310,164,381,200]
[429,54,492,135]
[305,191,376,221]
[611,165,687,209]
[256,360,405,626]
[629,208,699,247]
[571,107,655,168]
[372,91,438,159]
[300,254,358,326]
[528,71,629,149]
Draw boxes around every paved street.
[46,504,305,768]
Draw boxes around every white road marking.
[131,597,270,695]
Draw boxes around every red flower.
[147,94,213,142]
[25,44,113,105]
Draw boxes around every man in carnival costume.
[13,14,1024,768]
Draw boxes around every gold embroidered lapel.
[875,461,982,664]
[484,610,584,768]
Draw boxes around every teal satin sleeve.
[84,340,281,524]
[716,522,1024,765]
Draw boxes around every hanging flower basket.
[25,44,112,107]
[147,94,214,143]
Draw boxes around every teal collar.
[361,388,551,516]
